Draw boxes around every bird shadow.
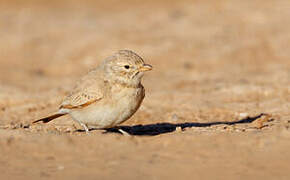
[100,113,267,136]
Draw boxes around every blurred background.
[0,0,289,124]
[0,0,289,179]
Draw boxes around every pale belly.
[68,87,144,128]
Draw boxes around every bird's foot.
[80,123,89,134]
[118,129,131,136]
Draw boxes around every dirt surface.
[0,0,290,179]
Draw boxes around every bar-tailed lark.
[33,50,152,134]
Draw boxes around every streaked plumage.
[33,50,152,133]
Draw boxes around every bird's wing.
[60,71,105,109]
[60,88,103,109]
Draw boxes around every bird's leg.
[118,129,131,136]
[80,123,89,133]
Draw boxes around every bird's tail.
[33,113,66,124]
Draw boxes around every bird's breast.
[111,85,144,110]
[109,85,145,124]
[69,84,145,128]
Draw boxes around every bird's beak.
[139,64,153,72]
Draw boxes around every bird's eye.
[124,65,130,69]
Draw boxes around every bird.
[33,50,152,134]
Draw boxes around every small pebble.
[171,114,179,122]
[57,165,64,170]
[239,113,249,118]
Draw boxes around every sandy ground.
[0,0,290,179]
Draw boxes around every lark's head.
[101,50,152,86]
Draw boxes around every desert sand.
[0,0,289,179]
